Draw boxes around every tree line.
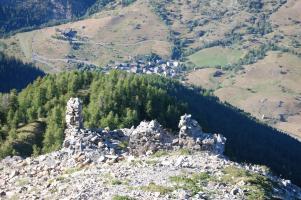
[0,53,45,93]
[0,0,137,37]
[0,0,98,36]
[0,70,301,187]
[0,71,186,156]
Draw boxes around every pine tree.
[122,108,138,128]
[32,144,41,157]
[33,87,47,109]
[8,128,17,141]
[42,106,64,153]
[8,89,18,112]
[0,141,16,158]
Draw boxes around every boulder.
[128,120,173,155]
[178,114,203,139]
[178,114,226,154]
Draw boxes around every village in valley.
[106,59,182,78]
[53,28,184,78]
[76,57,184,78]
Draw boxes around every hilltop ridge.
[1,1,301,197]
[1,71,301,187]
[0,98,301,199]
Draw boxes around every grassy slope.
[1,0,301,140]
[187,51,301,139]
[151,0,290,54]
[183,0,301,139]
[1,121,46,157]
[270,0,301,55]
[0,1,171,73]
[187,47,245,67]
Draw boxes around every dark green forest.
[0,0,136,36]
[0,0,96,35]
[0,53,45,93]
[0,71,186,155]
[0,71,301,187]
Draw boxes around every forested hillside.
[0,71,301,186]
[0,0,116,36]
[0,53,45,93]
[1,0,300,138]
[0,71,186,156]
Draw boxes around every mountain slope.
[0,1,171,73]
[184,0,301,139]
[0,53,45,93]
[181,0,301,138]
[1,71,301,186]
[1,0,301,164]
[0,0,113,36]
[151,0,292,57]
[1,97,301,199]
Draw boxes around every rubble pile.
[63,98,128,165]
[0,98,300,200]
[128,120,173,156]
[62,99,226,163]
[175,114,226,154]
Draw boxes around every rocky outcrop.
[178,114,204,138]
[176,114,226,154]
[63,98,128,165]
[128,114,226,156]
[128,120,173,156]
[62,128,128,166]
[1,98,301,199]
[62,99,226,164]
[65,98,83,130]
[1,149,301,199]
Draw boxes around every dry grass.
[151,0,291,55]
[186,68,220,90]
[186,51,301,139]
[187,47,245,67]
[270,0,301,54]
[0,0,171,73]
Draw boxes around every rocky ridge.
[0,98,301,200]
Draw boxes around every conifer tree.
[42,106,64,153]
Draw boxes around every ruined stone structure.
[128,120,173,156]
[65,98,83,130]
[177,114,226,154]
[1,98,301,199]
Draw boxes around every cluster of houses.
[102,59,183,78]
[55,28,184,78]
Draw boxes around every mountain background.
[1,0,301,187]
[0,0,113,35]
[1,0,301,139]
[1,71,301,187]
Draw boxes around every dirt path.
[32,53,96,66]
